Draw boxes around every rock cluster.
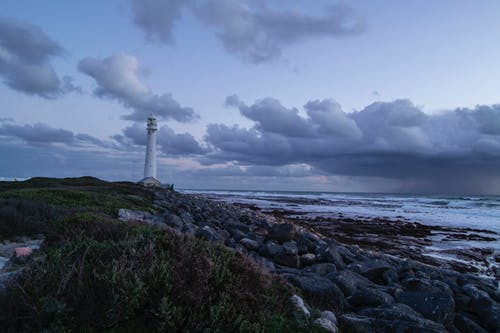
[115,189,500,332]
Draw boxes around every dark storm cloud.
[78,54,197,122]
[0,17,68,98]
[204,97,500,193]
[116,122,207,155]
[129,0,364,63]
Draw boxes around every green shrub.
[0,216,307,332]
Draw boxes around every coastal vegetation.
[0,177,315,332]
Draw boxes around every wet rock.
[462,284,500,331]
[268,223,295,242]
[165,213,184,229]
[321,310,337,325]
[284,273,344,311]
[230,229,247,241]
[296,231,326,253]
[195,226,224,243]
[239,238,260,251]
[327,269,375,296]
[300,253,316,266]
[339,314,373,333]
[282,241,298,255]
[118,208,152,222]
[274,253,300,268]
[0,256,8,271]
[181,222,196,236]
[223,218,250,233]
[259,241,283,258]
[454,313,488,333]
[304,262,337,276]
[248,253,276,272]
[348,259,396,284]
[314,318,338,332]
[320,245,346,269]
[348,286,394,308]
[395,278,455,325]
[0,269,22,293]
[291,294,310,317]
[357,304,448,333]
[179,212,194,224]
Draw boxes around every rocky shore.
[117,188,500,333]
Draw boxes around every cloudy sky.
[1,0,500,194]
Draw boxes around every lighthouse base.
[138,177,161,188]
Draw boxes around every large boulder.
[304,262,337,276]
[353,303,448,333]
[462,284,500,332]
[348,286,394,308]
[348,259,397,284]
[395,278,455,326]
[453,313,488,333]
[327,269,375,296]
[259,241,283,258]
[284,273,344,311]
[274,253,300,268]
[268,223,295,242]
[239,238,260,251]
[195,226,225,243]
[319,245,346,269]
[282,241,299,255]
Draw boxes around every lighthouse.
[139,115,161,187]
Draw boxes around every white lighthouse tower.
[139,115,161,187]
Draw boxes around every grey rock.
[321,310,338,325]
[357,303,448,333]
[291,294,310,317]
[284,273,344,311]
[118,208,152,222]
[231,229,247,241]
[239,238,260,251]
[339,314,373,333]
[282,241,298,255]
[0,269,22,293]
[223,218,250,233]
[327,269,375,296]
[181,222,196,236]
[0,256,9,271]
[296,231,326,253]
[259,241,283,258]
[274,253,300,268]
[314,318,338,332]
[304,262,337,276]
[248,253,276,272]
[195,226,224,243]
[462,284,500,331]
[454,313,488,333]
[321,245,346,269]
[268,223,295,242]
[348,259,396,284]
[165,214,184,229]
[348,286,394,308]
[395,278,455,325]
[179,212,194,224]
[300,253,316,266]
